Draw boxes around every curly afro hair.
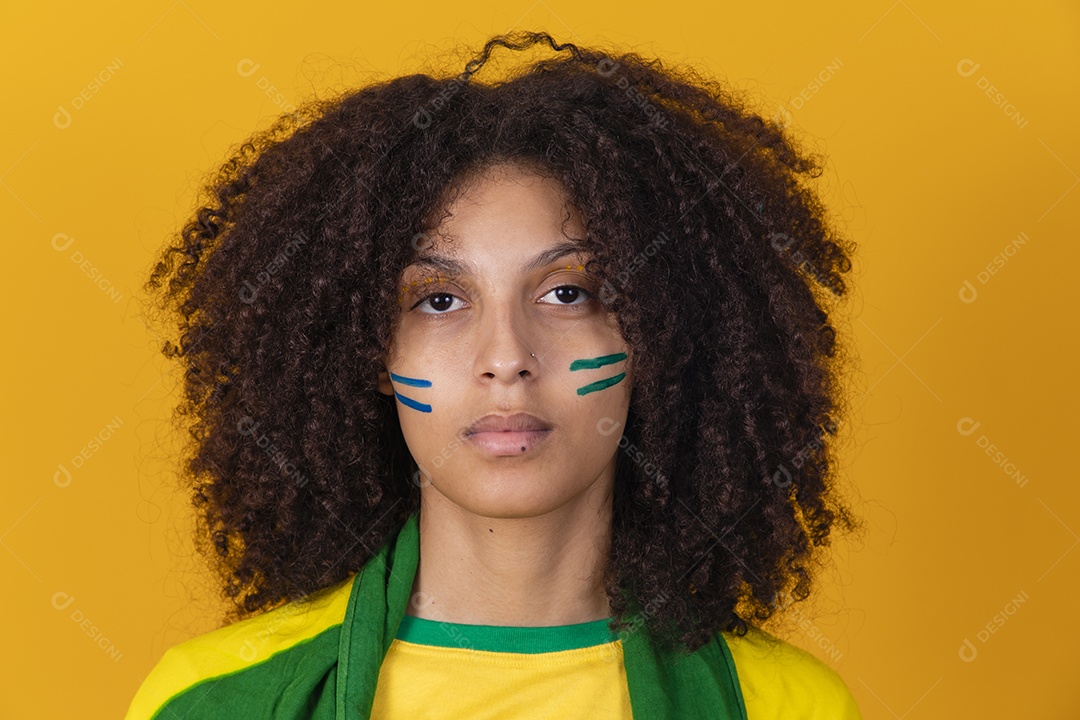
[143,30,863,654]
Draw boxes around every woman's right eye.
[412,291,465,314]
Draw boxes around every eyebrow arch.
[407,240,590,276]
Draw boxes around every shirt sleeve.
[123,646,194,720]
[722,626,863,719]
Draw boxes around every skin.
[376,162,634,627]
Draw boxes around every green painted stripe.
[394,614,620,654]
[576,372,626,396]
[569,352,627,371]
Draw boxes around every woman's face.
[377,163,634,519]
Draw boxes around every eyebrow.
[406,240,590,276]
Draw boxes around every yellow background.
[4,2,1077,717]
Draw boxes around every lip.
[465,429,553,456]
[463,413,554,457]
[465,412,553,435]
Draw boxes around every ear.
[377,364,395,396]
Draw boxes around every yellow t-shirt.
[371,613,862,719]
[125,572,862,719]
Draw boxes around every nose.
[473,306,541,383]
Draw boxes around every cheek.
[386,370,435,414]
[567,350,630,398]
[383,335,469,465]
[387,367,448,475]
[561,347,633,438]
[383,322,443,417]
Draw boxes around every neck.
[406,480,615,627]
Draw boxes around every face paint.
[569,352,628,396]
[389,371,433,413]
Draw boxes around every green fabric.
[395,613,620,653]
[340,510,747,719]
[151,510,748,718]
[148,627,342,718]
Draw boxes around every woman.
[126,30,864,719]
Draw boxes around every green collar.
[395,612,619,653]
[335,510,747,719]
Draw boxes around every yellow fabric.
[123,574,354,720]
[371,638,633,718]
[724,626,863,719]
[126,568,862,720]
[369,626,862,719]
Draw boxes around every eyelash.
[408,282,595,314]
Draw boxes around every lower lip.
[465,429,552,456]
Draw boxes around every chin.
[432,480,580,520]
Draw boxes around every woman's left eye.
[539,285,593,306]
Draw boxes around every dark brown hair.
[144,30,863,654]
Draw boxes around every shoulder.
[719,625,862,720]
[123,573,356,720]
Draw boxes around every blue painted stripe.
[395,391,432,413]
[390,372,432,388]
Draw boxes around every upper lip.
[465,412,553,435]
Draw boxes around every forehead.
[408,163,589,274]
[406,240,590,277]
